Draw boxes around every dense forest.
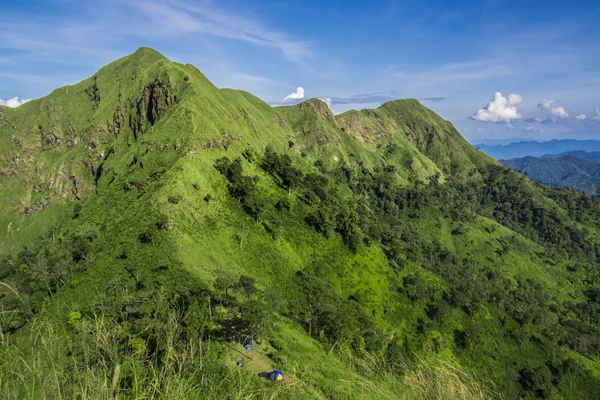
[502,152,600,196]
[1,48,599,399]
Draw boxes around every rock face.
[299,98,337,124]
[129,75,178,139]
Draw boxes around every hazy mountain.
[502,153,600,195]
[1,48,599,399]
[471,138,531,146]
[475,139,600,159]
[541,150,600,161]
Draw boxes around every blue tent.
[271,370,284,381]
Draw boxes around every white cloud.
[470,92,522,123]
[553,107,569,119]
[322,97,331,108]
[538,99,569,121]
[575,114,587,120]
[595,107,600,116]
[283,86,305,101]
[0,97,30,107]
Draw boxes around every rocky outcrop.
[85,77,101,109]
[299,99,337,125]
[110,104,125,137]
[128,74,178,139]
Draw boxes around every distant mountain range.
[502,151,600,195]
[542,150,600,161]
[475,139,600,159]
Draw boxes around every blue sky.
[1,0,600,141]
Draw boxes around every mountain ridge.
[1,48,600,399]
[502,151,600,195]
[476,139,600,159]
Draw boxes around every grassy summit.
[1,48,599,399]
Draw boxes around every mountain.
[542,150,600,161]
[1,48,600,399]
[471,138,532,146]
[502,152,600,195]
[475,139,600,159]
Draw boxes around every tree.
[304,173,329,201]
[244,196,264,223]
[280,164,302,195]
[240,298,268,338]
[263,145,280,174]
[242,147,255,162]
[236,224,249,249]
[236,275,258,299]
[228,175,255,202]
[276,197,291,217]
[214,269,236,306]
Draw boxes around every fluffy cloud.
[470,92,523,123]
[0,97,30,108]
[283,87,305,101]
[538,99,569,121]
[575,114,587,120]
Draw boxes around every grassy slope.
[1,48,599,399]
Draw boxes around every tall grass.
[402,355,498,400]
[0,289,499,400]
[0,313,500,399]
[0,310,319,400]
[335,347,498,400]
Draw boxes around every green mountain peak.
[1,50,600,399]
[131,46,168,59]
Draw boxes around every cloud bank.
[283,87,305,101]
[314,94,446,106]
[420,97,447,103]
[0,97,30,107]
[471,92,523,123]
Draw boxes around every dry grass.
[402,355,496,400]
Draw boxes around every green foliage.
[236,275,258,299]
[67,311,82,327]
[2,48,600,399]
[214,268,237,304]
[502,154,600,196]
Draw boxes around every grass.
[0,306,493,400]
[1,47,600,399]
